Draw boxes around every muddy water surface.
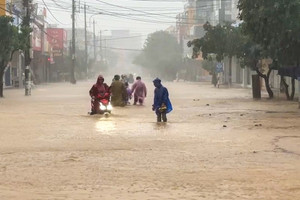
[0,81,299,199]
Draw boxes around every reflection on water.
[153,122,169,130]
[95,119,116,134]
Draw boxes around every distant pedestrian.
[128,74,134,83]
[124,82,132,105]
[110,75,127,107]
[131,76,147,105]
[217,73,222,88]
[152,78,173,122]
[121,74,129,83]
[212,71,217,87]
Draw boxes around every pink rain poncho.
[131,79,147,105]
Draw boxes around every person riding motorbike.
[89,75,110,115]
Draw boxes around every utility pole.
[99,30,102,63]
[71,0,76,84]
[93,20,96,62]
[23,0,32,95]
[22,0,31,67]
[104,38,107,63]
[84,3,88,77]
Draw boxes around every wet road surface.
[0,81,300,199]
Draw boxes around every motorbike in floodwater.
[98,97,113,115]
[90,93,113,116]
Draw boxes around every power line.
[1,6,144,54]
[97,46,143,52]
[36,0,236,26]
[41,0,70,25]
[94,0,180,18]
[104,34,148,41]
[50,0,70,9]
[6,0,239,33]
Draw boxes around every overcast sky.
[36,0,185,36]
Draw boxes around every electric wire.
[41,0,71,25]
[0,7,144,52]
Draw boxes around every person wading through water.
[110,75,127,107]
[131,76,147,105]
[152,78,173,122]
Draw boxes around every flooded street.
[0,81,299,200]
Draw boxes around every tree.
[134,31,182,80]
[188,22,244,86]
[237,36,274,98]
[188,23,225,61]
[238,0,300,100]
[201,55,217,74]
[0,16,20,97]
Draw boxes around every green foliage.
[238,0,300,67]
[0,16,19,97]
[188,22,244,85]
[238,0,300,99]
[237,33,263,70]
[0,16,31,97]
[201,23,226,62]
[187,21,269,72]
[134,31,182,80]
[0,16,31,67]
[188,22,244,62]
[202,54,217,74]
[0,16,19,67]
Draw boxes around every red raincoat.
[89,75,110,113]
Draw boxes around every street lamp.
[84,12,102,69]
[89,12,103,25]
[84,8,104,77]
[88,13,103,61]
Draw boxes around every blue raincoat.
[153,78,173,114]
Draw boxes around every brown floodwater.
[0,81,299,199]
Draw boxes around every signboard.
[32,23,42,51]
[47,28,66,50]
[216,62,224,73]
[52,49,62,57]
[0,0,6,16]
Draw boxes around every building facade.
[175,0,249,86]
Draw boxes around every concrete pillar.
[18,51,24,88]
[224,58,229,84]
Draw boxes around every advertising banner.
[47,28,66,50]
[47,28,67,57]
